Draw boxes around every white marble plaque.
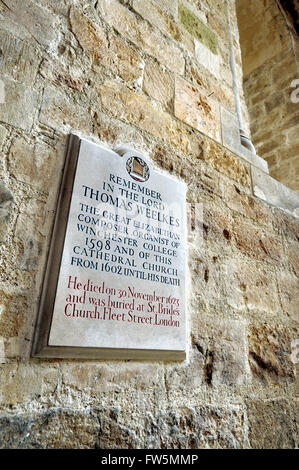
[33,135,187,359]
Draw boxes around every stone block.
[0,79,39,131]
[272,208,299,242]
[194,39,220,79]
[220,106,269,173]
[99,80,194,156]
[233,217,283,265]
[97,410,139,449]
[143,59,174,109]
[277,271,299,322]
[152,0,178,18]
[201,139,251,188]
[14,199,46,272]
[0,408,99,448]
[192,318,249,386]
[187,62,235,112]
[0,0,58,48]
[39,85,93,134]
[0,29,40,86]
[252,166,299,218]
[178,3,217,54]
[9,136,57,192]
[0,182,13,243]
[285,240,299,277]
[220,180,273,228]
[132,0,193,52]
[145,405,247,448]
[175,76,221,141]
[222,258,280,314]
[189,250,223,309]
[246,399,298,448]
[0,362,59,407]
[248,324,295,384]
[0,126,8,151]
[97,0,185,74]
[0,290,27,339]
[70,8,144,83]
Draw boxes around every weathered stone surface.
[0,409,100,448]
[272,208,299,242]
[187,61,235,112]
[61,361,165,394]
[220,106,269,173]
[8,137,57,191]
[220,180,272,227]
[239,0,299,191]
[277,271,299,322]
[145,405,247,448]
[152,0,178,18]
[194,39,220,78]
[97,0,185,74]
[246,399,298,448]
[175,76,221,141]
[132,0,194,52]
[0,362,59,406]
[0,290,27,339]
[248,324,295,384]
[0,79,38,131]
[39,86,93,134]
[97,410,138,449]
[286,240,299,277]
[14,199,45,271]
[178,3,217,53]
[0,29,40,86]
[0,0,297,451]
[99,80,194,155]
[192,318,249,386]
[0,182,13,243]
[70,8,144,83]
[39,59,87,92]
[223,258,280,314]
[201,139,251,188]
[0,0,58,48]
[143,59,174,109]
[233,217,283,265]
[252,166,299,218]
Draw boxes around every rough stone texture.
[0,0,298,450]
[192,318,249,387]
[0,182,13,243]
[144,405,247,449]
[0,409,100,449]
[252,166,299,218]
[248,324,295,385]
[70,8,144,84]
[97,0,185,74]
[237,0,299,192]
[0,79,39,131]
[143,59,174,109]
[178,2,217,54]
[175,76,221,141]
[8,137,57,191]
[246,399,298,449]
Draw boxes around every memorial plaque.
[32,135,187,359]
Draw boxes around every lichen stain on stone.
[178,3,218,54]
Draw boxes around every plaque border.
[31,134,186,361]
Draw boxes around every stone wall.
[0,0,298,449]
[237,0,299,192]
